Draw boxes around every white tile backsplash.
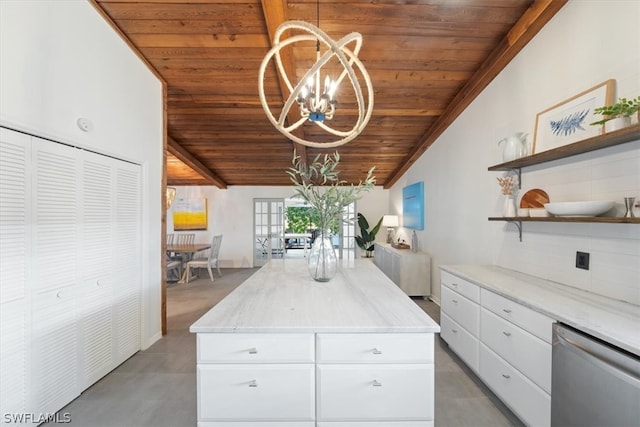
[498,143,640,304]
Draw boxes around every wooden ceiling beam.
[167,136,228,189]
[260,0,307,167]
[384,0,568,189]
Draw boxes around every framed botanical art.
[532,79,615,154]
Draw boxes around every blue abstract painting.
[549,109,590,136]
[403,182,424,230]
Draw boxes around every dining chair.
[185,234,223,283]
[166,256,182,282]
[176,233,195,246]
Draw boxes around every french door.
[253,199,285,267]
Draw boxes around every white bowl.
[529,208,549,217]
[544,201,614,217]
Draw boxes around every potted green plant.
[354,213,382,258]
[590,96,640,132]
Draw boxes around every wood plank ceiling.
[94,0,567,188]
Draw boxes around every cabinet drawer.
[440,313,479,373]
[317,333,433,363]
[480,309,551,393]
[317,364,434,421]
[198,333,314,363]
[318,422,433,426]
[481,289,554,343]
[199,423,314,427]
[440,271,479,303]
[198,364,315,421]
[441,286,479,337]
[479,344,550,427]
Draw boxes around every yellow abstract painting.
[173,198,208,230]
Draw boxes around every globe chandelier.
[258,1,374,148]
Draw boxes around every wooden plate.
[520,189,549,208]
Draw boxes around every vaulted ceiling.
[93,0,566,188]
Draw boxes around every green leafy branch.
[590,96,640,126]
[286,151,376,230]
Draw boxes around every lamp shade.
[382,215,399,227]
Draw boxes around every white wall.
[167,185,389,267]
[0,1,164,347]
[390,0,640,305]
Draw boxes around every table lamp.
[382,215,399,243]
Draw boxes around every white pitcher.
[498,132,528,162]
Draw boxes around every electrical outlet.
[576,251,590,270]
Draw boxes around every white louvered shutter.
[0,128,30,425]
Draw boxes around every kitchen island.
[190,258,440,426]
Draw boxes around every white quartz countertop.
[441,265,640,356]
[190,259,440,334]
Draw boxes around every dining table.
[284,232,312,256]
[167,243,211,283]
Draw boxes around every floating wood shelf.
[488,125,640,241]
[488,124,640,171]
[488,217,640,224]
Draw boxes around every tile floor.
[44,267,523,427]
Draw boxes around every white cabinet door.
[31,137,80,293]
[441,286,479,337]
[317,333,433,364]
[480,344,550,427]
[0,128,30,422]
[480,308,551,393]
[31,285,79,416]
[317,364,434,421]
[390,252,402,285]
[198,364,315,421]
[112,162,141,365]
[30,138,81,414]
[440,313,479,373]
[77,152,114,389]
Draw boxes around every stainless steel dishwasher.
[551,323,640,426]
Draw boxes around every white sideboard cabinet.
[373,243,431,297]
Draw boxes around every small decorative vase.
[502,195,517,217]
[307,229,337,282]
[605,116,631,133]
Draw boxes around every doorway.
[253,198,285,267]
[253,198,358,266]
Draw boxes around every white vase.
[605,116,631,133]
[502,195,516,217]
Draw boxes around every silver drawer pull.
[372,379,382,387]
[452,283,459,287]
[452,328,458,333]
[502,331,511,337]
[502,308,512,313]
[248,348,258,354]
[452,299,458,304]
[502,374,511,379]
[248,379,257,388]
[56,291,63,299]
[372,348,382,355]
